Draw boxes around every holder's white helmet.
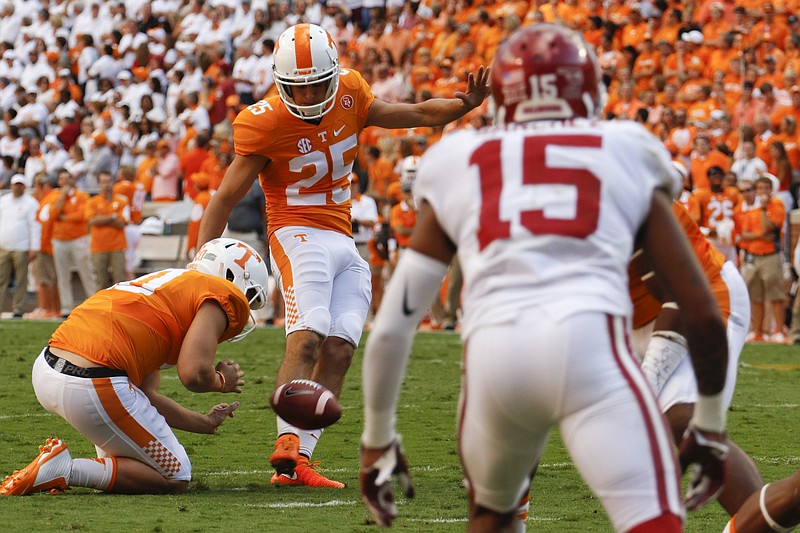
[189,238,268,310]
[273,23,340,120]
[188,238,269,341]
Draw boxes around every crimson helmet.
[490,23,604,124]
[273,24,340,120]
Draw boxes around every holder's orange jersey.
[630,202,728,328]
[49,269,250,387]
[233,68,375,237]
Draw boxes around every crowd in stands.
[1,0,800,340]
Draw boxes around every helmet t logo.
[233,242,261,269]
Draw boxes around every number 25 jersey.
[233,68,375,237]
[414,120,679,338]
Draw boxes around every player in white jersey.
[359,24,730,532]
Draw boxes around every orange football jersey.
[688,186,742,231]
[113,180,147,224]
[630,202,728,328]
[233,68,375,237]
[49,269,250,386]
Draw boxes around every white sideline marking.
[0,413,51,420]
[239,500,359,509]
[408,517,560,524]
[409,518,467,523]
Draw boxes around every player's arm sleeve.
[362,249,449,449]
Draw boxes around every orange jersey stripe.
[295,24,313,70]
[268,233,299,329]
[92,378,157,447]
[93,378,183,477]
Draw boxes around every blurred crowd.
[1,0,800,339]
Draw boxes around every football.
[269,379,342,430]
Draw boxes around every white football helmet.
[399,156,420,185]
[188,238,269,341]
[273,23,340,120]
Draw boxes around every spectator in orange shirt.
[179,133,212,200]
[51,169,95,317]
[113,166,146,280]
[740,176,788,343]
[686,85,718,127]
[85,172,129,292]
[186,172,213,260]
[705,32,738,80]
[668,108,698,161]
[610,81,644,120]
[711,111,740,157]
[632,37,660,93]
[25,173,61,320]
[767,141,795,213]
[365,145,397,203]
[731,82,763,130]
[701,3,732,47]
[752,3,788,52]
[388,180,416,265]
[135,141,158,197]
[757,83,782,124]
[773,115,800,170]
[689,134,731,189]
[620,4,648,49]
[654,8,683,45]
[758,58,785,95]
[770,86,800,134]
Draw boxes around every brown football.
[269,379,342,430]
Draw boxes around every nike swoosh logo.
[333,125,346,136]
[284,389,316,397]
[402,283,415,316]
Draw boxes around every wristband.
[215,370,226,392]
[693,391,726,433]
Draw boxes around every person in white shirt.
[349,173,378,262]
[18,49,53,94]
[0,49,23,82]
[253,38,275,99]
[730,141,768,184]
[42,134,69,173]
[231,44,258,105]
[0,3,20,46]
[87,44,122,84]
[22,136,45,187]
[0,174,41,317]
[15,87,48,138]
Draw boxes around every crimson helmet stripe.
[294,24,313,71]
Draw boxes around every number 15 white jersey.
[413,119,679,338]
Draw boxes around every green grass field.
[0,321,797,532]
